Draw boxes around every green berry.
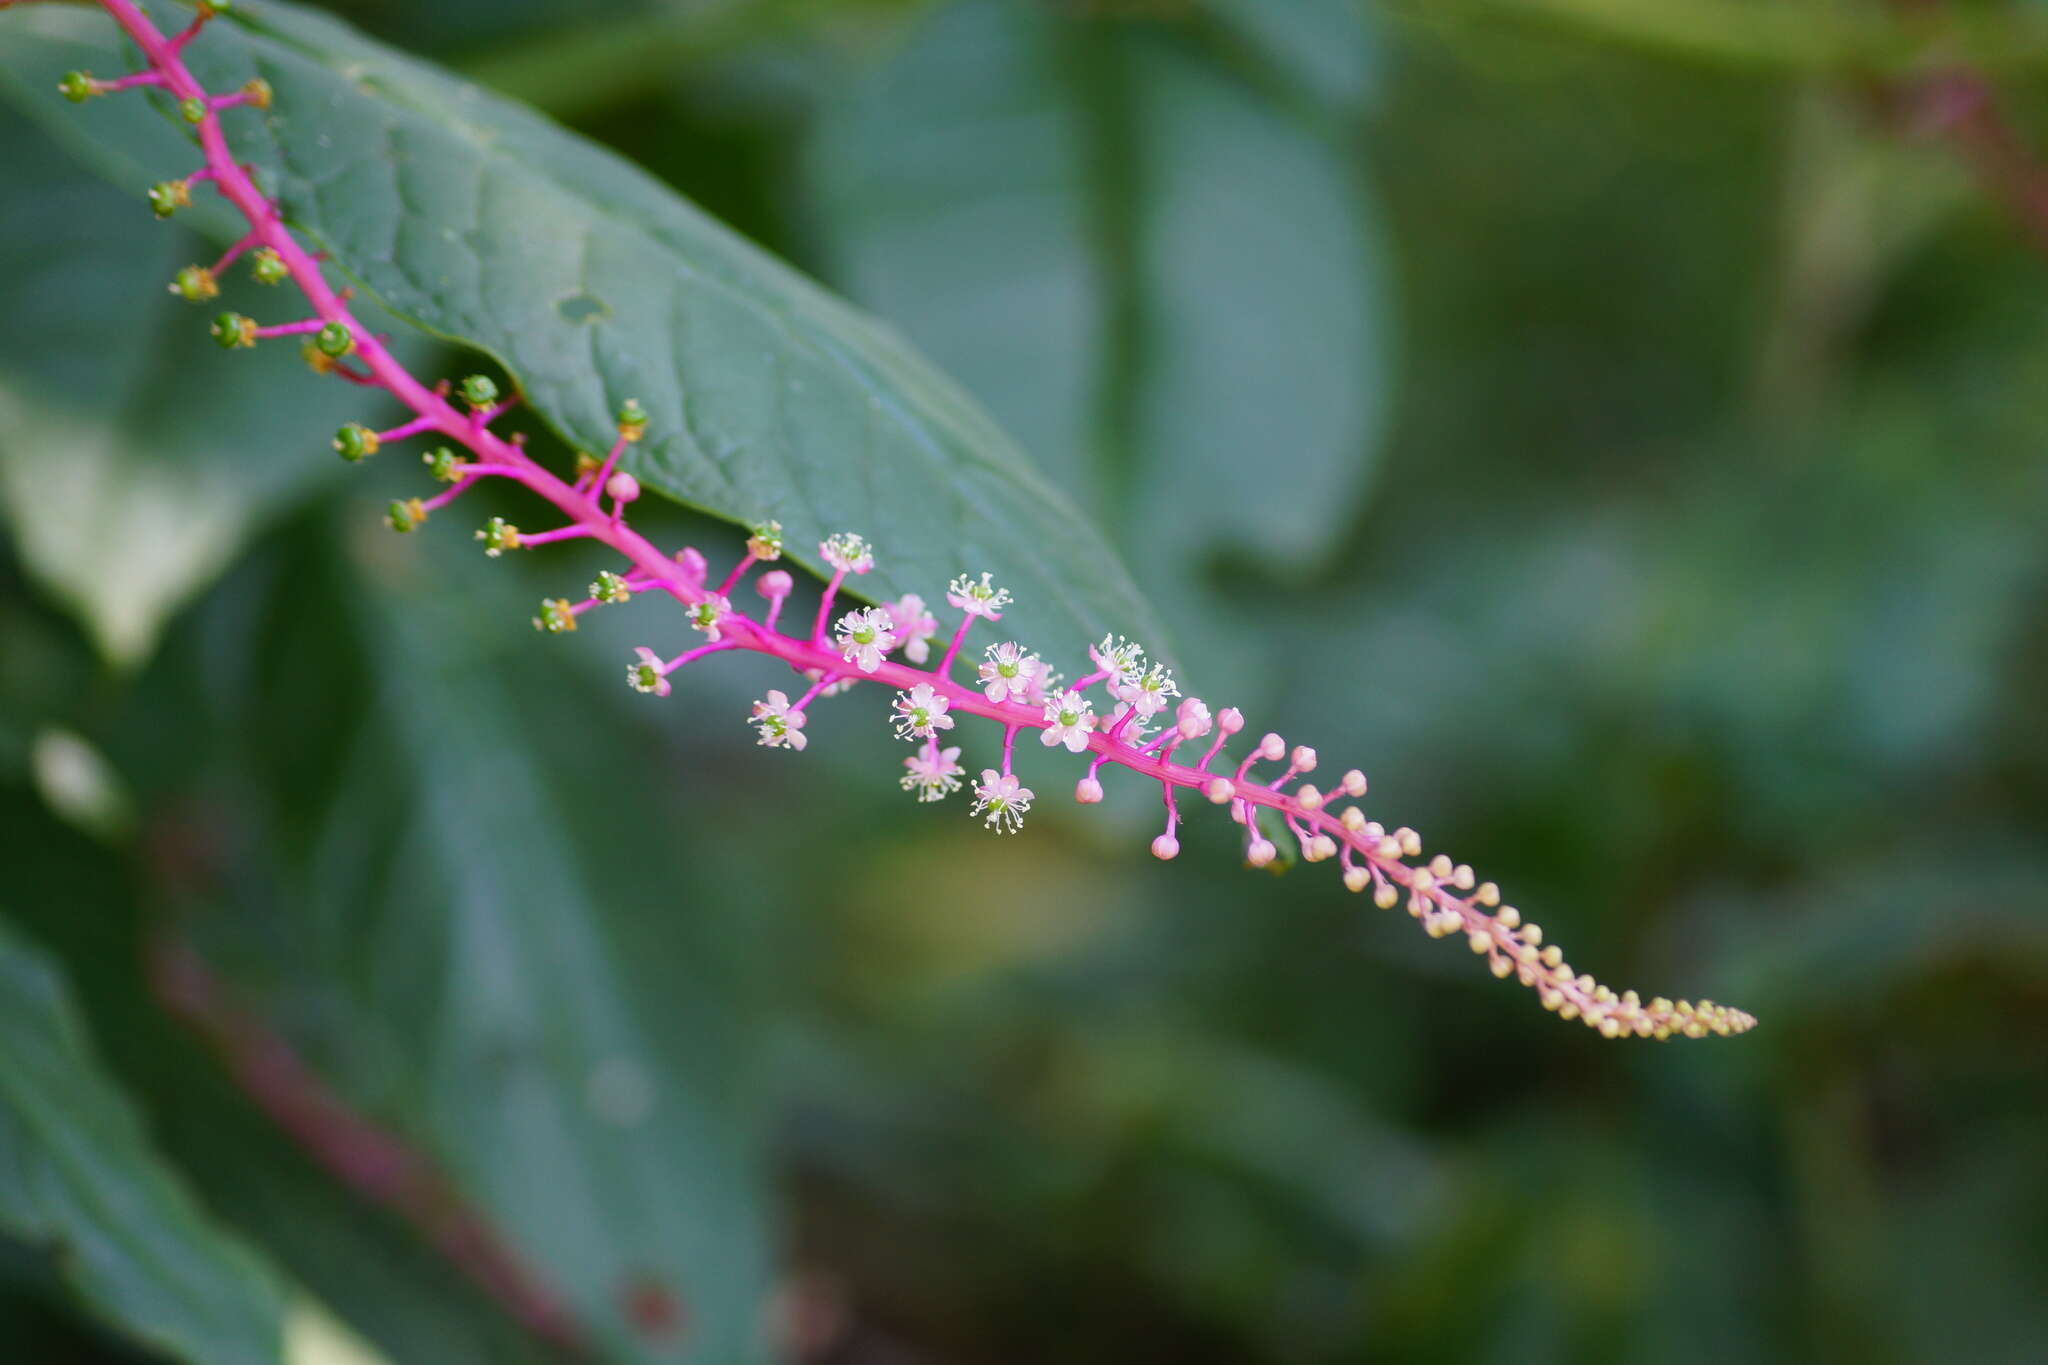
[250,248,288,285]
[590,570,633,605]
[147,180,190,219]
[179,96,207,124]
[422,446,467,482]
[209,312,255,349]
[333,423,379,462]
[458,374,499,410]
[386,498,426,533]
[169,265,218,302]
[314,321,354,358]
[58,71,96,104]
[616,397,648,441]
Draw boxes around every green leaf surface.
[0,919,287,1365]
[0,0,1169,668]
[811,0,1387,583]
[0,105,388,668]
[156,518,779,1365]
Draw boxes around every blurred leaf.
[1196,0,1380,113]
[0,785,571,1365]
[0,0,1171,665]
[155,518,779,1365]
[0,108,378,667]
[0,918,287,1365]
[811,0,1387,586]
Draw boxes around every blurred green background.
[2,1,2045,1362]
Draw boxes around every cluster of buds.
[72,0,1754,1040]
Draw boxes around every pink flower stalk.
[72,0,1757,1044]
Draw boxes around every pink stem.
[935,614,975,679]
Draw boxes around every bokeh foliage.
[2,1,2045,1363]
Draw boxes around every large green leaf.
[0,919,288,1365]
[148,516,779,1365]
[0,0,1169,668]
[0,106,395,668]
[810,0,1387,588]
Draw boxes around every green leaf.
[811,0,1388,583]
[155,519,779,1365]
[0,0,1169,668]
[0,106,389,668]
[0,918,287,1365]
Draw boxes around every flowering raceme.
[58,0,1757,1042]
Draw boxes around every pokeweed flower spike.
[66,0,1756,1042]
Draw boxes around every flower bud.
[168,265,218,302]
[1204,777,1233,804]
[1246,838,1277,867]
[605,471,640,503]
[1258,732,1285,761]
[314,321,354,357]
[1296,784,1322,810]
[1216,706,1244,734]
[1150,834,1179,860]
[1291,745,1317,772]
[1343,867,1370,893]
[250,248,288,285]
[332,422,378,461]
[757,569,794,600]
[1341,769,1367,796]
[1074,776,1104,804]
[675,546,708,587]
[1175,697,1212,740]
[458,374,499,410]
[616,397,649,441]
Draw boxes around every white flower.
[970,769,1034,833]
[946,571,1012,620]
[750,691,807,750]
[821,532,874,575]
[687,592,730,642]
[1117,662,1179,717]
[626,647,670,697]
[891,684,955,740]
[1040,690,1095,753]
[888,593,939,664]
[835,606,897,673]
[978,641,1043,704]
[901,745,965,802]
[1089,633,1146,688]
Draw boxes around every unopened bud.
[1150,834,1179,861]
[757,569,794,600]
[1204,777,1234,804]
[605,471,640,503]
[1216,706,1245,734]
[1074,776,1104,804]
